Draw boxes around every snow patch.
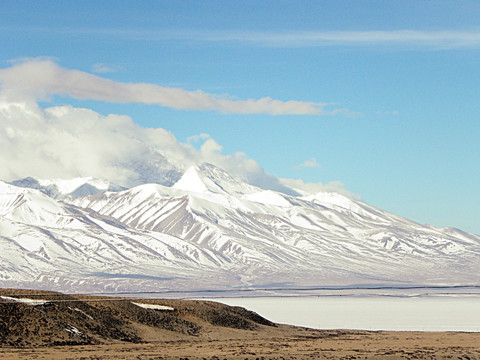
[131,302,174,311]
[245,190,291,207]
[65,325,83,336]
[0,295,50,306]
[69,306,94,320]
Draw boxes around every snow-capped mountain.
[1,163,480,293]
[0,180,233,291]
[9,177,126,199]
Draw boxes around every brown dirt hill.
[0,288,275,347]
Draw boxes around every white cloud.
[8,27,480,50]
[0,95,305,194]
[297,158,321,169]
[0,60,355,196]
[0,98,180,186]
[174,29,480,50]
[37,27,480,50]
[0,59,329,115]
[52,28,480,50]
[187,133,211,144]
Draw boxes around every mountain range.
[1,162,479,294]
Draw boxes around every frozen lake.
[213,296,480,331]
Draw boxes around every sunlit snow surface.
[131,302,174,311]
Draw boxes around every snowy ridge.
[1,164,480,293]
[10,177,125,199]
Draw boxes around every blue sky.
[0,1,479,234]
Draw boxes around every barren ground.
[1,289,479,359]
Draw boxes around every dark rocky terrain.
[0,288,274,347]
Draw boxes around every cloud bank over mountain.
[0,59,354,196]
[0,93,351,196]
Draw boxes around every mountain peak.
[172,166,210,193]
[172,163,257,195]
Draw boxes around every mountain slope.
[0,181,236,292]
[1,163,480,292]
[71,164,480,287]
